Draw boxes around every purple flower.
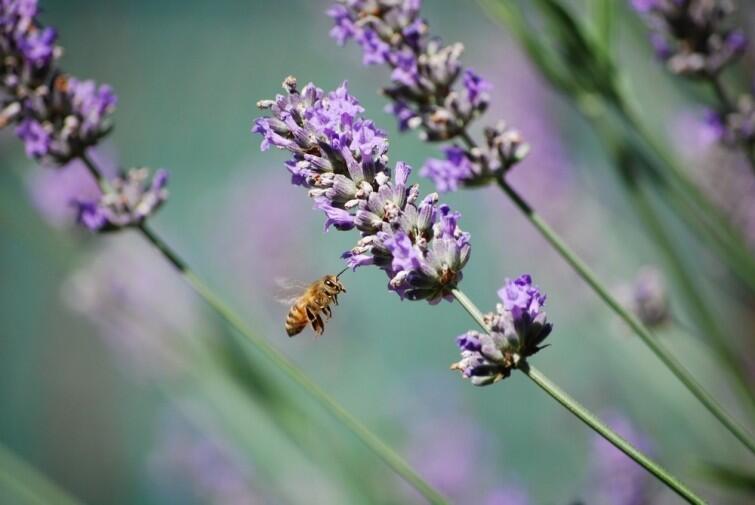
[254,77,470,303]
[149,409,265,505]
[15,118,50,158]
[420,145,477,193]
[74,167,169,232]
[630,0,658,13]
[25,153,113,228]
[483,486,529,505]
[451,275,552,386]
[1,1,116,163]
[462,69,492,108]
[327,0,528,192]
[66,78,118,136]
[632,0,746,76]
[62,235,204,379]
[588,412,654,505]
[498,274,546,323]
[16,26,56,67]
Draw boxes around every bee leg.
[332,294,339,306]
[322,305,332,319]
[306,307,324,336]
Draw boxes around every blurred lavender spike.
[631,0,747,78]
[74,167,170,232]
[1,0,117,164]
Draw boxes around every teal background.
[1,1,754,504]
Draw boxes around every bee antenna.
[336,267,349,278]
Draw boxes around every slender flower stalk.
[327,0,755,454]
[249,67,709,497]
[0,2,449,501]
[495,176,755,455]
[79,154,450,505]
[449,286,707,505]
[0,441,86,505]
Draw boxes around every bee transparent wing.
[274,277,309,306]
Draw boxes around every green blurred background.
[1,1,754,504]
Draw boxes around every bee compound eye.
[325,280,334,287]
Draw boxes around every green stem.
[450,289,708,505]
[494,177,755,455]
[79,154,450,505]
[0,442,86,505]
[523,365,707,505]
[628,181,755,411]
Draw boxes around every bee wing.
[274,277,309,306]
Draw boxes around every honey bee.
[284,269,347,337]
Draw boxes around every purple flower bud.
[462,69,492,108]
[74,168,169,232]
[17,26,56,67]
[420,145,476,193]
[452,274,552,386]
[15,118,51,158]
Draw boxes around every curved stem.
[450,289,708,505]
[79,154,450,505]
[493,177,755,455]
[0,442,86,505]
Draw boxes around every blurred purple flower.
[74,167,169,232]
[588,412,654,505]
[1,1,116,163]
[62,235,206,379]
[254,77,470,303]
[452,275,552,386]
[15,118,50,158]
[483,486,530,505]
[672,111,755,248]
[25,149,116,228]
[631,0,746,77]
[150,409,264,505]
[402,407,529,504]
[617,266,670,329]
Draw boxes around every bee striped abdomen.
[285,301,309,336]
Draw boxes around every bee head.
[324,273,346,293]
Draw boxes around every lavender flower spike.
[327,0,528,193]
[452,275,552,385]
[631,0,747,77]
[1,0,116,163]
[254,77,470,302]
[75,168,169,232]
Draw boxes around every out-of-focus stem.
[79,153,450,505]
[450,289,708,505]
[627,180,755,411]
[492,175,755,455]
[0,442,86,505]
